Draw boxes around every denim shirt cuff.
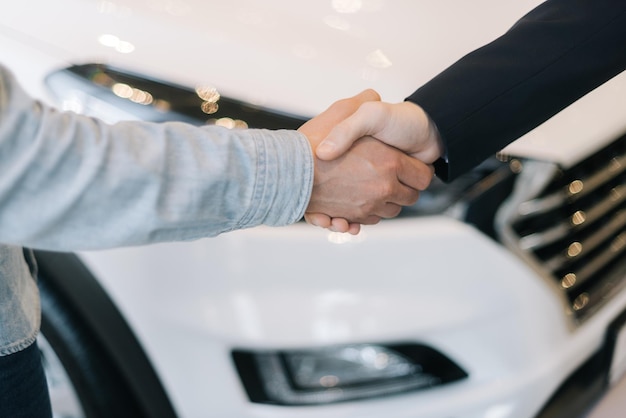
[240,130,313,228]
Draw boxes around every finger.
[346,223,361,235]
[298,89,381,145]
[324,218,361,235]
[321,89,381,126]
[316,101,387,161]
[384,183,421,208]
[376,202,405,219]
[329,218,351,233]
[304,213,332,228]
[359,215,382,225]
[396,157,435,191]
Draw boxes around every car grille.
[507,134,626,321]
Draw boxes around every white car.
[2,1,626,417]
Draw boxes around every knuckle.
[359,100,379,115]
[332,122,352,138]
[362,88,381,101]
[383,205,402,218]
[418,170,434,190]
[378,181,395,199]
[402,190,419,206]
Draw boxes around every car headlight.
[232,343,467,405]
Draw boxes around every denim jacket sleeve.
[0,65,314,251]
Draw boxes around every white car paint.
[4,0,626,165]
[2,1,626,417]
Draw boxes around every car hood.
[1,0,626,168]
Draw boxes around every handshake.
[300,90,444,235]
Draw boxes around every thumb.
[315,101,383,161]
[298,89,380,147]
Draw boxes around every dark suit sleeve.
[406,0,626,181]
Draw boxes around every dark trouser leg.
[0,341,52,418]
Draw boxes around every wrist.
[426,113,445,163]
[403,101,444,164]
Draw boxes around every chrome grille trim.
[544,210,626,272]
[516,151,626,217]
[519,184,626,250]
[496,135,626,323]
[562,232,626,292]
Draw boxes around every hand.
[305,137,433,232]
[315,101,444,164]
[299,89,381,148]
[305,100,441,233]
[299,92,433,234]
[299,89,381,234]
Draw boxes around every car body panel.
[3,1,626,417]
[3,0,626,167]
[76,217,625,417]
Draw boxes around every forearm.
[0,67,313,250]
[407,0,626,181]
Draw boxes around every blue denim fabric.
[0,246,40,355]
[0,63,313,354]
[0,65,312,252]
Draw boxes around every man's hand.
[316,101,444,164]
[299,89,379,234]
[299,89,381,148]
[298,92,433,234]
[306,137,433,230]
